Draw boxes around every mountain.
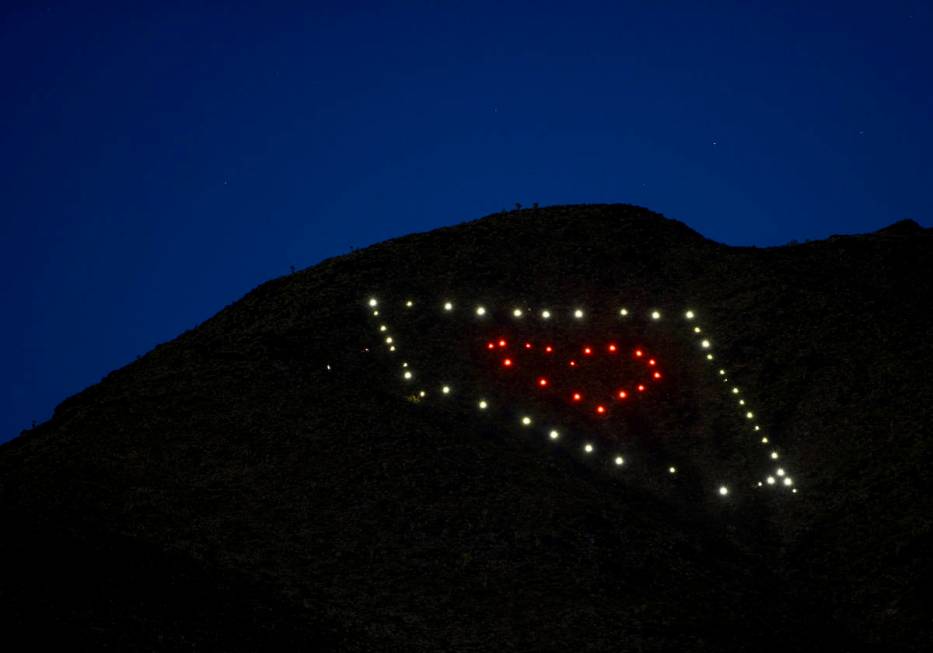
[2,204,931,651]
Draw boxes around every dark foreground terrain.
[1,205,931,651]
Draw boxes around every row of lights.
[367,296,796,497]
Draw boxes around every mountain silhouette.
[1,204,931,651]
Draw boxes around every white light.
[584,443,594,453]
[754,425,761,431]
[614,456,624,466]
[402,362,408,367]
[761,437,769,444]
[732,387,740,394]
[442,385,451,395]
[739,399,746,406]
[619,308,629,316]
[651,310,661,320]
[379,325,387,332]
[685,310,695,320]
[573,309,584,319]
[719,369,726,376]
[757,481,763,487]
[373,310,379,316]
[521,416,532,426]
[385,336,393,344]
[783,477,793,486]
[405,300,414,307]
[776,468,785,476]
[443,301,454,311]
[549,429,560,440]
[770,451,779,460]
[766,476,776,485]
[541,309,551,319]
[478,400,488,410]
[694,326,702,333]
[476,305,487,316]
[719,485,729,496]
[706,354,714,360]
[419,390,426,397]
[326,364,331,370]
[746,411,754,419]
[389,345,396,351]
[512,308,523,318]
[403,371,413,380]
[368,298,378,307]
[669,466,677,474]
[792,488,797,494]
[701,339,711,349]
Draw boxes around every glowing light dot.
[379,325,387,332]
[476,306,487,316]
[685,310,695,319]
[719,369,726,376]
[596,405,606,415]
[368,298,378,307]
[405,300,413,307]
[513,308,523,318]
[669,466,677,474]
[385,336,393,344]
[419,390,426,397]
[498,339,507,348]
[694,326,702,333]
[701,339,711,349]
[442,386,451,394]
[617,390,628,399]
[521,416,532,426]
[584,443,594,453]
[719,486,729,496]
[746,411,754,419]
[648,359,656,366]
[403,371,412,380]
[706,353,714,360]
[767,476,776,485]
[637,384,646,392]
[545,345,553,353]
[443,302,453,311]
[619,308,629,316]
[614,456,624,466]
[572,392,582,402]
[503,358,513,367]
[583,347,592,355]
[732,387,740,394]
[541,310,551,319]
[784,478,794,486]
[549,430,560,440]
[487,342,495,350]
[739,400,746,406]
[525,342,533,349]
[574,309,584,319]
[754,425,761,431]
[608,344,617,352]
[761,437,769,444]
[776,468,785,476]
[635,349,644,357]
[373,310,380,316]
[770,451,779,460]
[651,310,661,320]
[653,371,662,379]
[478,400,488,410]
[538,377,548,387]
[389,346,396,351]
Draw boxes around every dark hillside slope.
[2,204,931,651]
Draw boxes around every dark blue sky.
[2,1,931,443]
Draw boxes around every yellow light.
[614,456,624,466]
[403,371,412,380]
[521,416,532,426]
[719,486,729,496]
[405,300,413,307]
[476,305,486,316]
[783,477,793,486]
[757,481,763,487]
[776,468,785,476]
[385,336,393,344]
[669,466,677,474]
[746,411,754,419]
[478,400,488,410]
[402,362,408,367]
[513,308,523,318]
[754,425,761,431]
[368,298,378,307]
[792,488,797,493]
[379,325,387,332]
[651,310,661,320]
[373,310,379,316]
[584,443,594,453]
[619,308,629,316]
[443,301,453,311]
[706,353,714,360]
[419,390,426,397]
[694,326,702,333]
[685,310,695,319]
[767,476,776,485]
[701,339,711,349]
[549,429,560,440]
[761,437,769,444]
[574,309,584,319]
[541,309,551,319]
[442,385,451,394]
[389,345,395,351]
[770,451,779,460]
[732,387,740,394]
[719,369,726,375]
[739,400,745,406]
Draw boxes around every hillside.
[1,204,931,651]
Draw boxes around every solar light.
[443,301,453,311]
[373,310,379,316]
[574,309,584,319]
[719,369,726,376]
[584,443,594,453]
[521,416,532,426]
[476,305,487,316]
[614,456,624,466]
[651,310,661,320]
[368,298,378,307]
[478,400,488,410]
[442,385,451,394]
[549,430,560,440]
[719,486,729,496]
[389,346,395,351]
[685,310,695,319]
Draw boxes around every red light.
[569,360,577,367]
[617,390,627,399]
[596,405,606,415]
[648,359,656,366]
[538,377,548,387]
[545,345,553,353]
[498,339,507,348]
[653,371,661,380]
[637,384,645,392]
[487,342,495,350]
[525,342,533,349]
[503,358,513,367]
[608,344,617,352]
[572,392,582,402]
[583,346,592,356]
[635,349,643,357]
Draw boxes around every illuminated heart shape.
[483,337,663,418]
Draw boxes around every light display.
[365,296,798,498]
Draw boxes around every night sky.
[2,2,931,443]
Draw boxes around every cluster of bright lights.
[365,297,798,498]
